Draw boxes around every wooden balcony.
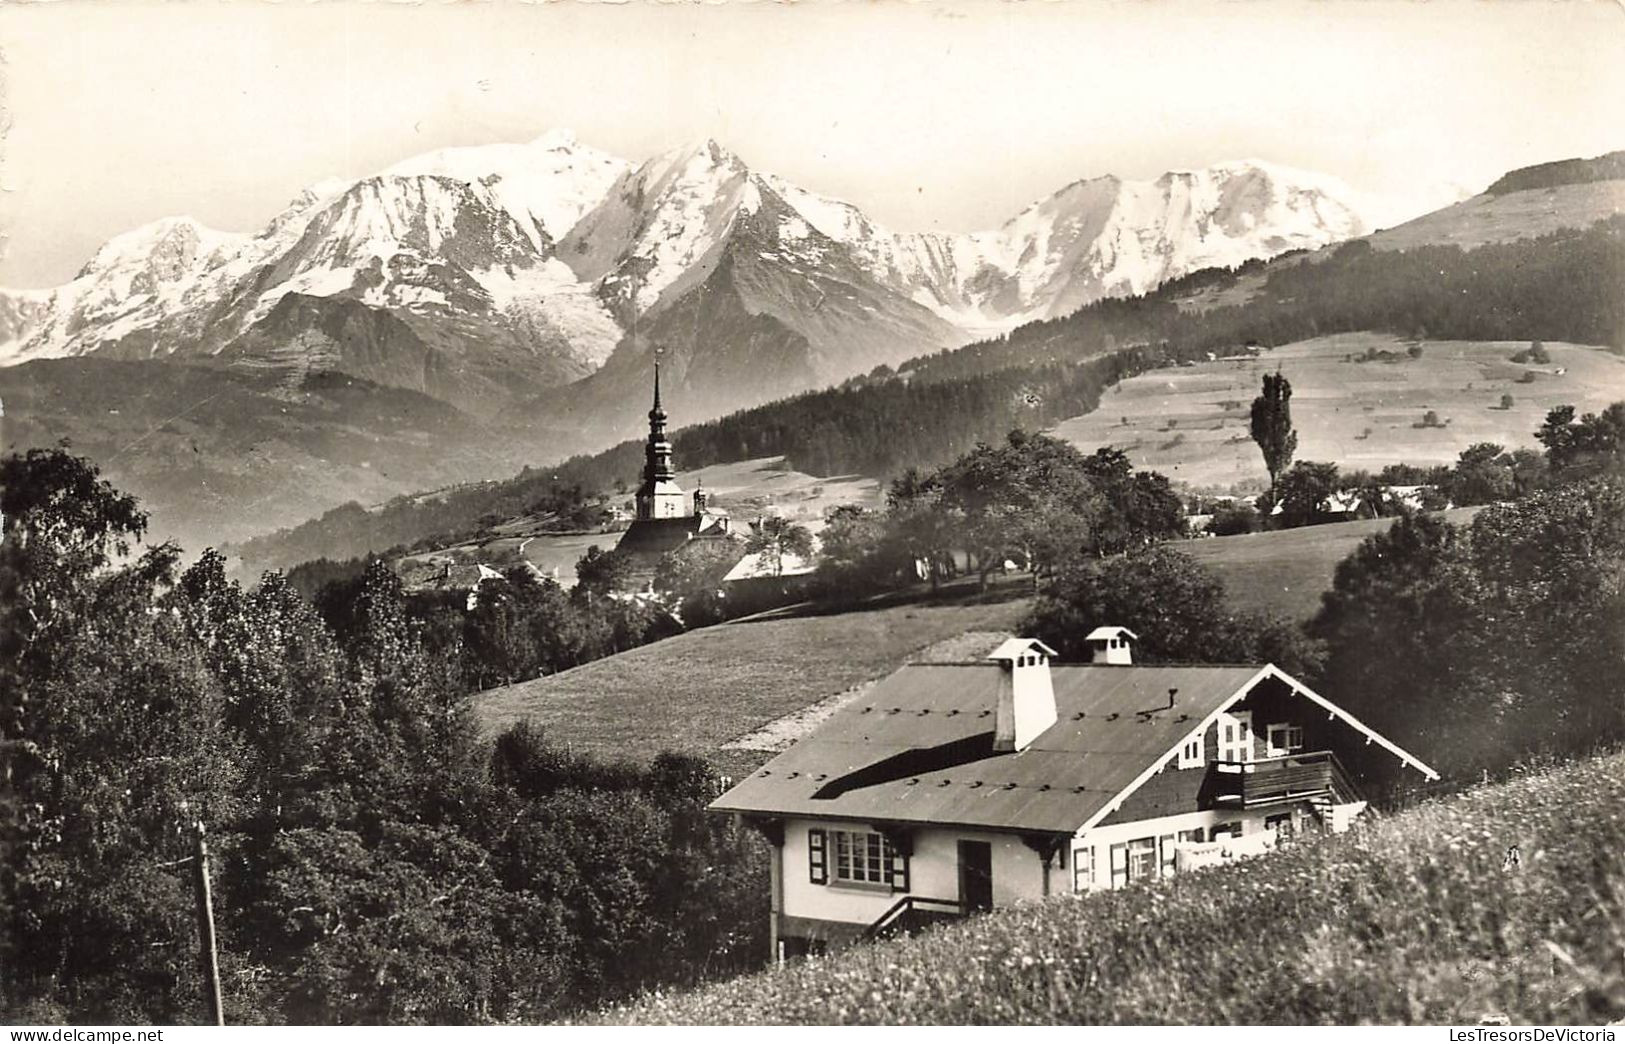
[1206,750,1361,809]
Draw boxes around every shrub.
[1208,501,1260,536]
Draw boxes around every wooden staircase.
[861,895,965,942]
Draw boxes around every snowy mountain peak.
[529,127,581,150]
[2,132,1379,416]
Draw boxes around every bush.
[1208,501,1260,536]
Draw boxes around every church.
[613,362,736,569]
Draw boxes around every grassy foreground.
[602,750,1625,1025]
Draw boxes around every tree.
[811,505,902,600]
[1447,442,1515,507]
[1081,447,1186,552]
[654,540,743,626]
[885,469,958,591]
[1275,461,1342,528]
[743,516,815,578]
[937,431,1102,587]
[1,450,243,1022]
[1464,480,1625,758]
[1025,546,1322,676]
[1308,512,1484,779]
[1250,371,1298,507]
[1499,393,1515,410]
[1208,501,1260,536]
[573,545,637,601]
[1537,401,1625,480]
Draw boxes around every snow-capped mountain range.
[0,130,1372,422]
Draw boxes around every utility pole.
[192,822,224,1026]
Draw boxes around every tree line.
[0,450,767,1023]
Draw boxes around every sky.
[1,0,1622,288]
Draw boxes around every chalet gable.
[712,639,1439,838]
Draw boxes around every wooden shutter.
[808,828,828,884]
[888,846,910,893]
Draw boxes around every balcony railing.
[1208,750,1361,809]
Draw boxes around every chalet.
[711,627,1437,960]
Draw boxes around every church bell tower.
[634,360,688,521]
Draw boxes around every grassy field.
[469,580,1033,768]
[603,749,1625,1025]
[1050,332,1625,492]
[1172,507,1484,622]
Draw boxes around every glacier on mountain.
[0,130,1377,397]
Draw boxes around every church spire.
[634,352,683,521]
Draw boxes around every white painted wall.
[1071,805,1309,891]
[781,818,1057,926]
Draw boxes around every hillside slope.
[605,749,1625,1025]
[470,582,1033,769]
[0,356,531,550]
[1049,332,1625,493]
[1170,506,1484,622]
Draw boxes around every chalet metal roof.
[711,662,1270,835]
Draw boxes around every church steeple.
[634,355,685,521]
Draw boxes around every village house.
[711,627,1437,960]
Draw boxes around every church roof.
[615,514,736,559]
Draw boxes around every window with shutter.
[808,828,828,884]
[1072,846,1095,891]
[1109,842,1129,889]
[888,848,910,892]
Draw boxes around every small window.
[1127,837,1157,882]
[830,829,899,887]
[1178,733,1205,768]
[1072,846,1095,892]
[1266,723,1305,755]
[1218,711,1253,763]
[1177,828,1204,844]
[1210,821,1243,841]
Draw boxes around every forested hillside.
[233,216,1625,575]
[231,347,1155,573]
[1485,149,1625,195]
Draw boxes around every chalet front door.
[958,840,993,912]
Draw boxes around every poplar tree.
[1250,371,1299,508]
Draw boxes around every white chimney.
[1085,626,1138,665]
[987,637,1059,752]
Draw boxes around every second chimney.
[987,637,1059,752]
[1085,626,1138,665]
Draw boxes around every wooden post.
[193,822,224,1026]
